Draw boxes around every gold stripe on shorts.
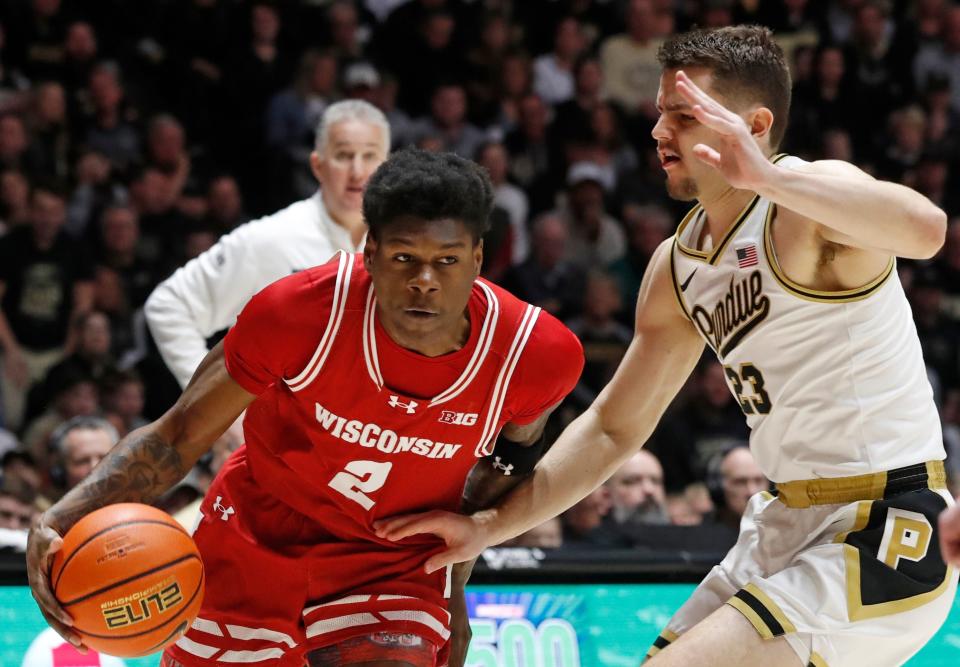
[807,652,829,667]
[776,461,946,508]
[726,583,796,639]
[644,628,679,661]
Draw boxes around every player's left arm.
[754,159,947,260]
[446,315,583,666]
[446,407,559,667]
[674,69,946,260]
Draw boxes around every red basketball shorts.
[163,450,452,666]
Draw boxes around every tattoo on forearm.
[49,430,185,532]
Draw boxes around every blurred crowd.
[0,0,959,557]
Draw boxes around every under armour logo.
[213,495,235,521]
[388,395,418,414]
[492,456,514,476]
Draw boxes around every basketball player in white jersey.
[375,26,957,667]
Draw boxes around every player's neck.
[379,309,472,358]
[697,186,755,248]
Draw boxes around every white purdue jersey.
[670,155,944,483]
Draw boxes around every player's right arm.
[376,239,705,569]
[27,341,256,647]
[145,224,264,388]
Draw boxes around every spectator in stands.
[34,310,114,421]
[844,0,916,159]
[0,474,39,531]
[1,449,42,492]
[914,5,960,112]
[600,0,663,119]
[464,11,513,126]
[878,105,927,182]
[100,369,148,438]
[60,21,98,102]
[390,8,467,116]
[81,62,141,169]
[65,148,119,238]
[565,272,632,401]
[46,416,117,498]
[476,141,529,266]
[650,363,751,495]
[145,100,389,388]
[413,83,485,158]
[560,161,626,268]
[788,45,857,158]
[706,446,769,533]
[552,55,604,150]
[504,93,556,209]
[0,183,94,430]
[590,102,639,183]
[605,450,670,527]
[0,113,29,171]
[533,16,586,106]
[0,167,31,231]
[127,165,188,267]
[939,218,960,322]
[23,372,99,471]
[265,49,339,203]
[911,266,959,394]
[608,203,671,311]
[493,51,533,133]
[96,204,158,311]
[504,212,585,321]
[327,1,367,63]
[560,485,612,546]
[204,174,247,234]
[26,82,69,182]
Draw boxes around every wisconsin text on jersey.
[315,403,463,459]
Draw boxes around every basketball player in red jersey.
[26,149,584,667]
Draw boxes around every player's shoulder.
[482,278,584,373]
[247,251,351,318]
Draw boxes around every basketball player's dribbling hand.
[939,502,960,567]
[26,514,87,652]
[374,510,490,573]
[674,70,776,191]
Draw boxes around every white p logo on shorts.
[877,508,932,570]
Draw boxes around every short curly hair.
[363,148,494,243]
[658,25,791,149]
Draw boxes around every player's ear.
[473,239,483,276]
[748,106,774,143]
[363,236,377,270]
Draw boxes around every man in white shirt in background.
[144,100,390,388]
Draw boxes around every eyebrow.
[657,102,693,112]
[388,238,468,250]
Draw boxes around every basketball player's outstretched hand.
[27,514,87,652]
[674,70,776,191]
[374,510,489,574]
[939,502,960,567]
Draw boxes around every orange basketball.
[50,503,204,657]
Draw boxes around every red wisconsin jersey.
[225,250,582,535]
[193,251,583,659]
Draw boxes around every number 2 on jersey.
[328,460,393,510]
[724,363,771,415]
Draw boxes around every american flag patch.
[736,244,758,268]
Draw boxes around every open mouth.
[404,308,438,319]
